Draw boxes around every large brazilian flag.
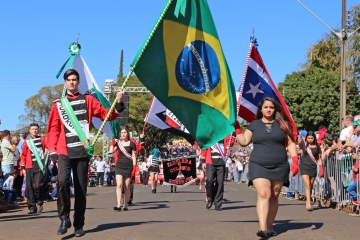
[132,0,237,149]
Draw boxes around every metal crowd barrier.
[282,150,360,216]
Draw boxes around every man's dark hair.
[9,169,18,176]
[29,123,39,128]
[63,69,80,81]
[3,130,10,137]
[98,156,103,160]
[318,125,326,130]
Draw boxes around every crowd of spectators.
[286,114,360,205]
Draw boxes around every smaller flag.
[72,54,120,139]
[145,97,195,144]
[238,37,297,138]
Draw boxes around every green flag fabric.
[132,0,237,149]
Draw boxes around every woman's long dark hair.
[304,131,320,158]
[119,126,130,141]
[256,97,294,146]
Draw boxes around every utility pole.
[340,0,346,130]
[296,0,360,131]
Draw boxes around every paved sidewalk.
[0,182,359,240]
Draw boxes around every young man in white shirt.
[326,115,354,154]
[96,156,106,187]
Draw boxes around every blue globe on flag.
[175,40,220,94]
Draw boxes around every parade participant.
[20,123,46,214]
[194,141,205,191]
[236,97,298,238]
[46,69,125,236]
[142,157,149,187]
[299,131,322,211]
[110,127,136,212]
[127,134,144,205]
[148,147,161,193]
[201,136,235,211]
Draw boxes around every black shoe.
[57,219,72,235]
[151,189,155,193]
[123,207,128,211]
[206,201,213,209]
[127,200,132,205]
[37,205,43,213]
[267,231,278,237]
[154,189,156,193]
[256,230,267,238]
[113,206,122,211]
[215,205,222,211]
[28,207,37,214]
[74,227,85,237]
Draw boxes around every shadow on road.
[222,205,256,210]
[130,204,169,211]
[220,219,323,235]
[60,221,181,239]
[0,207,100,221]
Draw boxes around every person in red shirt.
[20,123,46,214]
[201,134,235,211]
[46,69,126,237]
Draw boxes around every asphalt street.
[0,181,359,240]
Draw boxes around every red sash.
[115,139,132,160]
[306,146,318,164]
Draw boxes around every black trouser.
[26,167,44,209]
[14,173,24,196]
[57,155,89,228]
[225,167,229,180]
[96,172,104,186]
[142,171,149,185]
[129,178,135,201]
[205,164,225,207]
[139,171,143,184]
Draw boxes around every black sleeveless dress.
[115,141,136,177]
[247,119,290,185]
[299,142,318,177]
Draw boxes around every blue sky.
[0,0,358,130]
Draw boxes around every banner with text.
[162,157,197,187]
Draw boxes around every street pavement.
[0,181,359,240]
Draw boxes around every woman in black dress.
[299,131,321,211]
[112,127,137,211]
[236,97,298,238]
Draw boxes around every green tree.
[348,5,360,85]
[302,33,340,72]
[18,84,63,131]
[303,4,360,84]
[278,67,360,134]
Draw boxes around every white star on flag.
[245,82,264,98]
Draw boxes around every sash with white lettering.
[306,146,318,164]
[59,97,89,149]
[116,140,132,159]
[215,143,226,164]
[28,138,45,173]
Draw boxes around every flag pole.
[88,0,175,156]
[142,95,155,135]
[237,36,254,115]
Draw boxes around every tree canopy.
[278,67,360,134]
[18,84,63,131]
